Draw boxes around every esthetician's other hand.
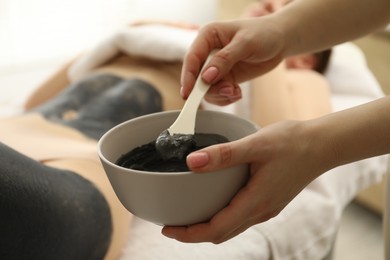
[162,96,390,243]
[162,119,330,243]
[180,0,390,106]
[180,18,285,106]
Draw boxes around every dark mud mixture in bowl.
[116,133,229,172]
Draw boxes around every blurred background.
[1,0,388,92]
[0,0,216,74]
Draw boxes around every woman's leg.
[33,74,163,140]
[31,74,123,124]
[0,74,166,259]
[64,78,162,139]
[0,142,112,260]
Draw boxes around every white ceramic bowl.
[98,110,258,226]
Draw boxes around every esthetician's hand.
[162,119,331,243]
[162,96,390,243]
[181,0,390,107]
[180,17,286,106]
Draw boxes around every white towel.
[68,25,197,82]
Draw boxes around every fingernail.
[228,96,242,102]
[202,66,219,83]
[187,152,209,168]
[162,229,176,239]
[218,86,234,97]
[180,86,185,98]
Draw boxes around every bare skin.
[250,63,331,126]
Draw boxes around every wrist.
[276,120,333,183]
[268,3,305,58]
[304,97,390,173]
[303,118,341,174]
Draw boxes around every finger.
[181,52,203,99]
[204,81,242,106]
[207,81,241,97]
[181,21,247,98]
[269,0,284,13]
[186,135,254,172]
[162,188,281,243]
[161,195,244,243]
[180,23,226,99]
[204,94,242,106]
[161,214,246,244]
[201,35,253,85]
[162,182,258,243]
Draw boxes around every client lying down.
[0,19,386,260]
[0,55,184,259]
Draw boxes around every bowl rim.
[97,110,258,176]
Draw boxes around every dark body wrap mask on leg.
[0,143,111,260]
[33,74,163,139]
[0,74,163,259]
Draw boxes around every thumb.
[202,39,250,84]
[186,137,251,172]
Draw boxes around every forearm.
[274,0,390,56]
[308,96,390,172]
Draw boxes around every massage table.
[0,25,388,260]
